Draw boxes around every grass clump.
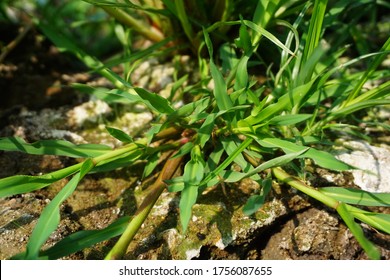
[0,0,390,259]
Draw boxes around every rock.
[336,141,390,193]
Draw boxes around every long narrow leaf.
[320,187,390,207]
[204,29,233,111]
[243,19,295,57]
[221,148,309,183]
[348,206,390,235]
[37,216,130,260]
[134,87,175,114]
[0,164,82,198]
[0,137,111,157]
[180,147,205,232]
[256,137,353,171]
[25,159,94,259]
[336,202,380,260]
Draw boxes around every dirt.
[1,24,390,260]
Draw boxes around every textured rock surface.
[336,141,390,193]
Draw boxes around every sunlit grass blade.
[348,206,390,235]
[110,88,174,114]
[320,187,390,207]
[180,145,204,232]
[0,164,82,198]
[256,137,353,171]
[300,0,328,79]
[0,136,111,158]
[221,148,309,183]
[269,114,312,126]
[221,135,258,175]
[32,216,130,260]
[332,80,390,116]
[0,140,146,198]
[134,87,175,114]
[106,127,133,143]
[240,78,317,126]
[336,202,381,260]
[203,29,233,112]
[242,19,295,57]
[142,152,160,179]
[24,159,95,259]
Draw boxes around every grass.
[0,0,390,260]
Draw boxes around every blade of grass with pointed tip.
[180,146,205,232]
[347,206,390,235]
[142,152,160,179]
[106,127,133,143]
[300,0,328,79]
[72,84,133,105]
[221,148,310,183]
[337,202,381,260]
[269,114,312,126]
[242,20,295,57]
[0,137,111,157]
[204,29,233,112]
[198,113,215,148]
[320,187,390,207]
[25,159,94,259]
[256,137,353,171]
[0,164,82,198]
[134,87,175,114]
[35,216,130,260]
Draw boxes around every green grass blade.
[0,137,111,158]
[37,216,130,260]
[180,146,205,232]
[241,78,317,126]
[134,87,175,114]
[234,55,250,91]
[25,159,94,259]
[106,127,134,143]
[204,29,233,111]
[256,137,353,171]
[243,19,295,57]
[333,99,390,117]
[300,0,328,76]
[320,187,390,207]
[336,202,380,260]
[221,135,258,174]
[221,148,309,183]
[348,207,390,235]
[0,164,82,198]
[71,85,133,105]
[269,114,312,126]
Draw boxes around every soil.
[1,24,390,260]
